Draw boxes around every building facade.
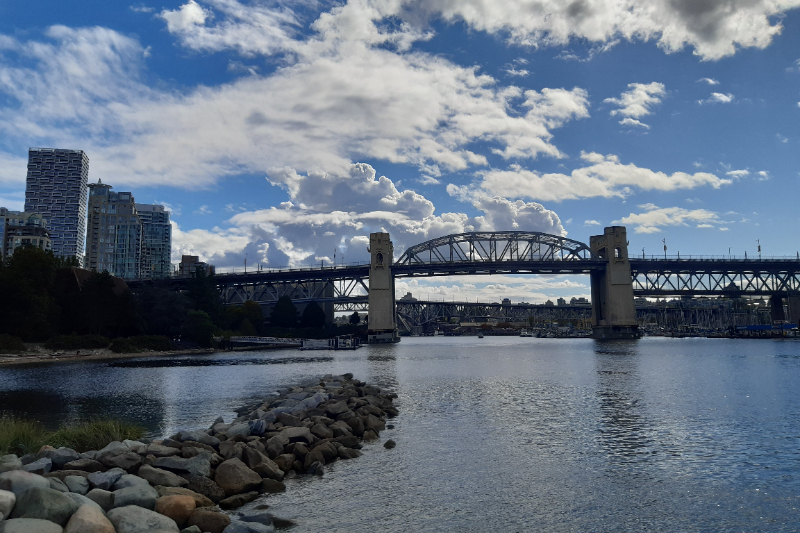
[136,204,172,279]
[178,255,214,277]
[86,180,142,280]
[0,208,51,260]
[24,148,89,265]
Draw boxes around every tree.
[135,284,189,338]
[270,296,297,328]
[186,268,223,325]
[301,302,326,328]
[349,311,361,325]
[181,310,215,347]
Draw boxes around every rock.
[345,416,365,437]
[280,427,314,444]
[36,448,81,470]
[99,451,141,471]
[87,468,126,490]
[248,420,266,436]
[275,413,301,427]
[155,495,196,527]
[112,474,150,491]
[10,487,80,526]
[0,488,16,519]
[219,491,258,509]
[122,440,147,454]
[0,469,50,498]
[180,527,202,533]
[98,441,129,455]
[48,477,70,493]
[312,441,338,462]
[214,459,262,497]
[65,475,91,495]
[363,429,378,441]
[0,518,64,533]
[0,454,22,473]
[145,444,181,458]
[364,414,386,432]
[310,423,334,440]
[333,435,360,449]
[337,447,362,460]
[85,489,114,511]
[187,508,231,533]
[155,486,214,508]
[305,461,324,476]
[107,505,180,533]
[241,448,283,482]
[259,479,285,494]
[23,458,53,475]
[185,476,225,504]
[384,439,396,449]
[226,423,251,438]
[264,439,284,460]
[219,441,246,461]
[328,420,352,438]
[63,458,104,473]
[221,522,276,533]
[324,401,349,417]
[268,515,297,529]
[64,493,105,514]
[138,465,189,488]
[154,454,211,478]
[177,431,220,448]
[112,484,159,510]
[303,450,325,471]
[63,504,116,533]
[237,510,273,527]
[272,455,295,473]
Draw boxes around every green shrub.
[45,334,110,350]
[109,337,135,353]
[0,417,49,456]
[0,334,26,353]
[50,419,145,453]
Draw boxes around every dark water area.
[2,337,800,531]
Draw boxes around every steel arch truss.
[396,232,596,266]
[630,260,800,297]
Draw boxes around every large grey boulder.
[36,448,81,470]
[48,477,70,492]
[0,488,16,519]
[324,400,349,417]
[111,474,150,491]
[10,487,80,526]
[177,431,220,448]
[185,476,225,503]
[280,427,313,444]
[97,441,129,455]
[154,454,211,478]
[87,468,125,490]
[146,444,181,458]
[22,458,53,475]
[99,451,141,471]
[0,518,64,533]
[214,459,261,496]
[237,510,273,527]
[0,469,49,498]
[64,492,105,513]
[85,488,114,511]
[63,503,115,533]
[222,522,276,533]
[0,455,22,474]
[226,423,250,438]
[112,484,159,510]
[138,465,189,487]
[107,505,180,533]
[241,448,283,481]
[62,458,104,473]
[65,475,90,495]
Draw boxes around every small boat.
[477,332,484,338]
[520,329,532,337]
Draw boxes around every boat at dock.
[300,335,362,350]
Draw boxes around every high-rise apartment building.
[0,207,52,260]
[136,204,172,279]
[24,148,89,265]
[86,180,142,279]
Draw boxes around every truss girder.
[395,301,592,327]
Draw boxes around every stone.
[242,448,283,482]
[364,414,386,432]
[324,401,350,417]
[219,491,258,509]
[155,486,214,508]
[222,522,276,533]
[99,451,141,471]
[214,459,262,497]
[305,461,324,476]
[88,468,126,490]
[112,484,159,510]
[48,477,70,492]
[303,450,325,471]
[146,444,182,458]
[338,447,362,460]
[237,510,273,527]
[64,493,105,513]
[333,435,360,449]
[63,458,104,473]
[107,505,180,533]
[280,427,313,444]
[180,527,202,533]
[154,454,211,478]
[98,441,129,455]
[63,503,116,533]
[185,476,225,503]
[0,469,49,498]
[264,438,284,460]
[122,440,147,454]
[226,423,251,438]
[275,413,301,427]
[0,488,16,519]
[219,441,246,461]
[187,508,231,533]
[155,495,196,527]
[10,487,80,526]
[0,455,22,474]
[0,518,64,533]
[363,429,378,441]
[177,431,220,448]
[312,441,338,462]
[36,448,81,470]
[309,423,333,440]
[23,458,53,475]
[85,489,114,511]
[259,479,285,494]
[65,475,91,495]
[272,454,295,473]
[248,420,267,436]
[345,416,365,437]
[328,420,352,438]
[384,439,396,449]
[112,474,151,491]
[138,465,189,488]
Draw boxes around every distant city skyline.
[1,1,799,302]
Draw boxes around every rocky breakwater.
[0,373,398,533]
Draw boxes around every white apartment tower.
[136,203,172,279]
[86,180,142,280]
[24,148,89,265]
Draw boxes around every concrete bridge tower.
[589,226,640,339]
[367,232,400,343]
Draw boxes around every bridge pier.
[367,232,400,343]
[590,226,640,339]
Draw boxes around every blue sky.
[1,0,799,302]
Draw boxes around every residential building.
[24,148,89,265]
[136,204,172,279]
[0,208,51,260]
[86,180,142,280]
[178,255,214,277]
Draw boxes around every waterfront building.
[86,180,142,280]
[136,204,172,279]
[24,148,89,265]
[0,207,51,260]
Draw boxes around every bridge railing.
[633,255,800,261]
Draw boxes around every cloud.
[584,220,601,226]
[697,77,719,85]
[605,82,666,119]
[777,134,789,143]
[130,4,154,13]
[618,118,650,129]
[458,152,730,202]
[698,92,734,104]
[757,170,769,181]
[726,169,749,178]
[505,68,530,77]
[615,204,723,233]
[194,205,212,215]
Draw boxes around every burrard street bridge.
[129,227,800,341]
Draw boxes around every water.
[2,337,800,531]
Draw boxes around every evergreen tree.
[301,302,326,328]
[349,311,361,325]
[271,296,297,328]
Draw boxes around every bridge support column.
[590,226,640,339]
[367,232,400,343]
[788,295,800,328]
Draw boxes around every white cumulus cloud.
[615,204,724,233]
[699,92,734,104]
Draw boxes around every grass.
[0,417,146,455]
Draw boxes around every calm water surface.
[2,337,800,531]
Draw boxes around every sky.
[1,0,799,304]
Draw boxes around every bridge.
[128,227,800,340]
